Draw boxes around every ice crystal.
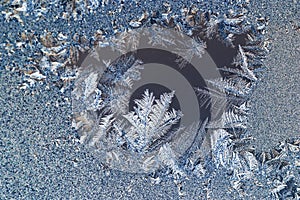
[147,25,176,48]
[175,36,207,69]
[110,30,141,54]
[99,57,144,114]
[118,90,182,153]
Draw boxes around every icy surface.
[0,0,299,199]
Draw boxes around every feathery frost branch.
[121,90,182,153]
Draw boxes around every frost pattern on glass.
[67,3,288,197]
[1,0,299,198]
[73,5,263,174]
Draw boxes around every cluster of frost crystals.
[70,23,210,176]
[73,79,184,174]
[2,0,299,198]
[68,1,274,195]
[3,0,298,199]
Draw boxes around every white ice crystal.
[121,90,182,153]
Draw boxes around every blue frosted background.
[0,0,299,199]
